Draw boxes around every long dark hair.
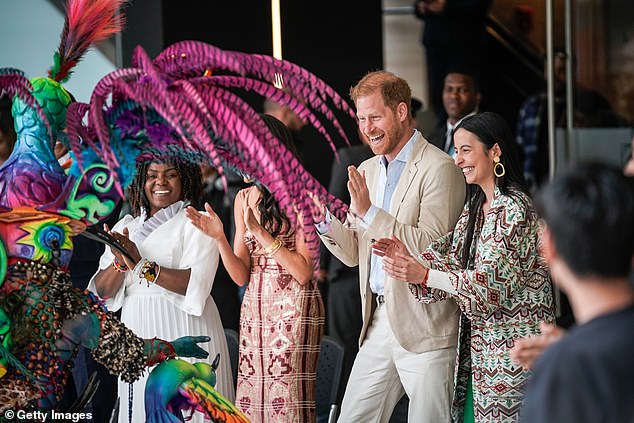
[253,114,301,238]
[127,158,202,219]
[455,112,529,268]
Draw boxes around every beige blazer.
[319,132,466,353]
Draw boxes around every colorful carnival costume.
[64,27,352,423]
[0,0,214,416]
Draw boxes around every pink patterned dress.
[236,223,324,422]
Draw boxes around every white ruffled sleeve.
[86,215,135,312]
[160,215,220,316]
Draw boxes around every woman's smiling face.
[453,127,497,189]
[144,162,183,216]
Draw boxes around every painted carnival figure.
[0,0,212,415]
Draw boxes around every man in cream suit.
[317,71,465,422]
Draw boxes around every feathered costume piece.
[0,0,219,415]
[49,0,126,83]
[69,41,354,262]
[145,355,249,423]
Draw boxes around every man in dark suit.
[414,0,491,126]
[426,71,481,157]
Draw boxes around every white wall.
[0,0,117,103]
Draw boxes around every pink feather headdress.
[68,41,355,263]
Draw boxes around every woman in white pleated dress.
[89,158,234,423]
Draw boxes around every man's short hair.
[535,163,634,279]
[350,70,412,113]
[444,66,480,93]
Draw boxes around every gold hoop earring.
[493,156,506,178]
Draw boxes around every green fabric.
[463,374,475,423]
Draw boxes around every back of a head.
[350,70,411,113]
[259,113,300,159]
[0,94,16,162]
[263,98,283,115]
[535,163,634,279]
[457,112,527,193]
[410,97,423,119]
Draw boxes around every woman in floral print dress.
[375,112,555,423]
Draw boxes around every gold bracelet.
[263,238,282,256]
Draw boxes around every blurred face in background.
[442,73,480,125]
[284,108,307,133]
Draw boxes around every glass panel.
[574,0,632,127]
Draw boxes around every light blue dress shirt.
[360,131,417,295]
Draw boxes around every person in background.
[263,98,307,135]
[89,158,234,423]
[263,98,308,171]
[375,112,555,422]
[426,71,481,157]
[414,0,491,126]
[186,114,324,422]
[410,96,423,128]
[316,70,465,422]
[516,50,567,190]
[519,163,634,423]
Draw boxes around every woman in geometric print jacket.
[374,112,555,423]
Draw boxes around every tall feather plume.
[49,0,126,83]
[70,42,355,270]
[152,41,356,148]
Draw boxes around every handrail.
[486,26,544,82]
[383,6,415,15]
[486,14,543,67]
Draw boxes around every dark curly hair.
[127,158,202,219]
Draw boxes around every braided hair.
[127,158,202,219]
